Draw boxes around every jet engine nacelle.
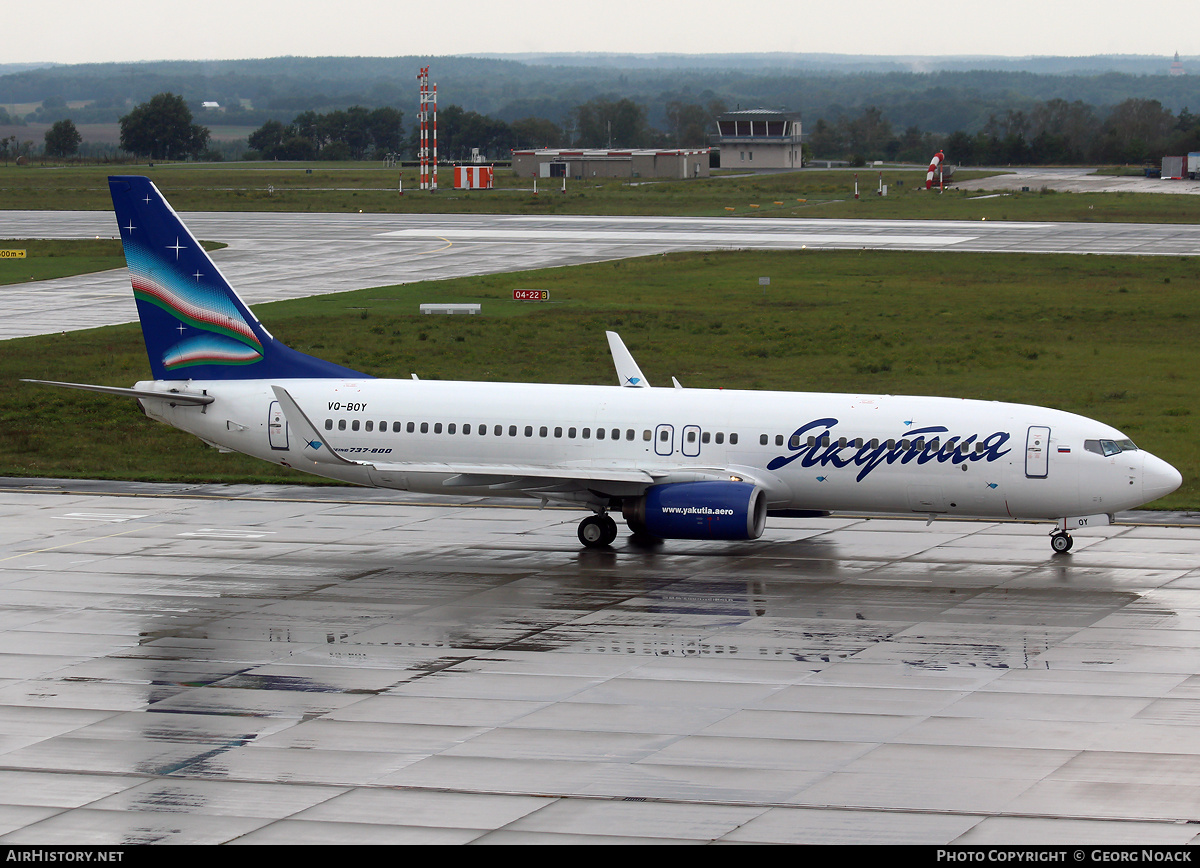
[623,481,767,541]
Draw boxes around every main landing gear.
[1050,530,1073,554]
[578,513,618,548]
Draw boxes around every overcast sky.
[14,0,1199,65]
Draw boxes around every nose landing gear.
[578,512,618,548]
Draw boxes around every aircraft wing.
[271,385,662,495]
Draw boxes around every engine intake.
[623,481,767,541]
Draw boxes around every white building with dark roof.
[714,109,803,170]
[511,148,710,180]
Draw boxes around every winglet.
[605,331,650,388]
[270,385,356,466]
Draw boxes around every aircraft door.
[682,425,701,457]
[268,401,289,451]
[1025,426,1050,478]
[655,424,674,456]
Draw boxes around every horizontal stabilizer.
[22,379,214,405]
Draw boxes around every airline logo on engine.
[767,418,1012,483]
[660,505,735,516]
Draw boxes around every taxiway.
[4,209,1200,340]
[1,480,1199,844]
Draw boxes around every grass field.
[0,238,222,286]
[2,247,1197,509]
[7,162,1200,223]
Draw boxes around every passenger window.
[508,425,517,436]
[447,423,455,434]
[352,420,360,431]
[420,422,429,433]
[539,426,548,437]
[716,432,724,444]
[524,426,533,437]
[366,421,373,432]
[324,419,333,430]
[495,425,503,436]
[611,429,620,440]
[702,432,710,444]
[643,430,651,441]
[583,428,591,439]
[686,430,696,443]
[626,429,634,441]
[463,424,470,435]
[434,423,443,434]
[393,421,402,433]
[407,422,415,433]
[598,428,606,440]
[555,427,563,438]
[730,433,738,445]
[568,427,577,438]
[790,434,801,449]
[760,434,768,446]
[338,419,346,431]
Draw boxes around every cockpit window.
[1084,438,1138,457]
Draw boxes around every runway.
[0,479,1199,844]
[4,209,1200,340]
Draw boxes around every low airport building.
[511,148,710,180]
[713,109,803,170]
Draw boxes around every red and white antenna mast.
[417,66,438,192]
[431,80,438,191]
[417,67,429,190]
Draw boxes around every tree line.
[242,97,728,162]
[7,55,1200,132]
[21,90,1200,167]
[810,98,1200,166]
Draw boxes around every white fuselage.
[136,376,1180,522]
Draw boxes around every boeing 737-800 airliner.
[25,177,1182,553]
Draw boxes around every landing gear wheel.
[1050,531,1073,554]
[579,514,618,549]
[600,514,618,546]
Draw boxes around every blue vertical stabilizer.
[109,176,367,381]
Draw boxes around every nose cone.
[1143,452,1183,504]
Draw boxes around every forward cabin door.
[1025,426,1050,478]
[655,424,674,456]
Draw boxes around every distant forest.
[2,54,1199,164]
